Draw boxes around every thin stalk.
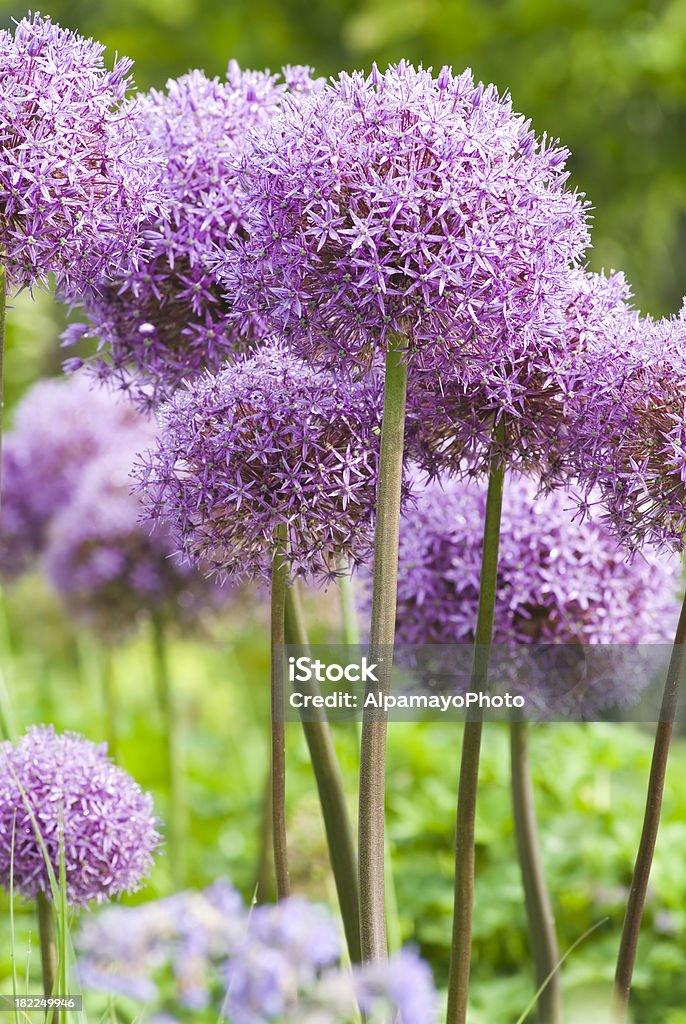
[100,648,118,760]
[510,719,562,1024]
[36,892,57,1001]
[612,590,686,1020]
[0,264,6,500]
[446,420,506,1024]
[359,335,408,963]
[271,522,290,899]
[151,613,184,889]
[255,768,275,904]
[285,583,361,962]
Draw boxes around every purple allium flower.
[0,373,152,577]
[364,473,681,715]
[407,269,635,480]
[0,725,160,906]
[0,14,162,294]
[563,304,686,551]
[136,342,386,583]
[355,948,437,1024]
[387,473,679,646]
[69,63,323,402]
[42,444,224,635]
[217,61,589,368]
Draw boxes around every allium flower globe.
[370,473,681,715]
[218,62,589,367]
[137,343,385,582]
[0,14,162,293]
[407,269,636,480]
[0,726,160,906]
[0,373,152,577]
[43,446,224,634]
[70,63,323,401]
[564,305,686,550]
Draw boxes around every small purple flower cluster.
[0,373,225,633]
[0,13,162,294]
[0,725,159,906]
[68,62,323,402]
[217,61,590,368]
[137,342,386,583]
[77,885,437,1024]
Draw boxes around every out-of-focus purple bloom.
[0,373,152,579]
[77,881,243,1009]
[69,63,323,402]
[0,725,159,907]
[407,269,636,481]
[224,897,342,1024]
[563,303,686,551]
[0,14,162,294]
[217,61,589,369]
[355,948,437,1024]
[136,342,386,584]
[42,445,225,635]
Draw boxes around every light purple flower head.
[136,342,385,584]
[42,444,225,635]
[0,13,162,294]
[355,948,437,1024]
[563,303,686,550]
[69,62,323,403]
[0,373,151,578]
[217,61,589,368]
[366,472,681,715]
[224,897,341,1024]
[407,269,636,481]
[0,725,160,907]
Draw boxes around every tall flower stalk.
[36,890,58,1000]
[359,337,408,963]
[150,612,185,889]
[284,583,361,962]
[510,719,562,1024]
[270,524,290,899]
[612,592,686,1020]
[446,422,505,1024]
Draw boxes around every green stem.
[446,420,506,1024]
[285,583,361,962]
[338,570,361,647]
[271,523,290,899]
[36,892,57,1012]
[359,336,408,963]
[101,648,118,761]
[612,589,686,1021]
[510,719,563,1024]
[151,613,184,889]
[0,265,6,500]
[255,768,276,903]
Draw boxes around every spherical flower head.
[218,61,590,368]
[136,342,386,583]
[407,269,636,481]
[0,725,160,906]
[69,63,324,403]
[564,304,686,550]
[0,373,153,576]
[364,472,681,714]
[42,444,225,636]
[0,14,163,294]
